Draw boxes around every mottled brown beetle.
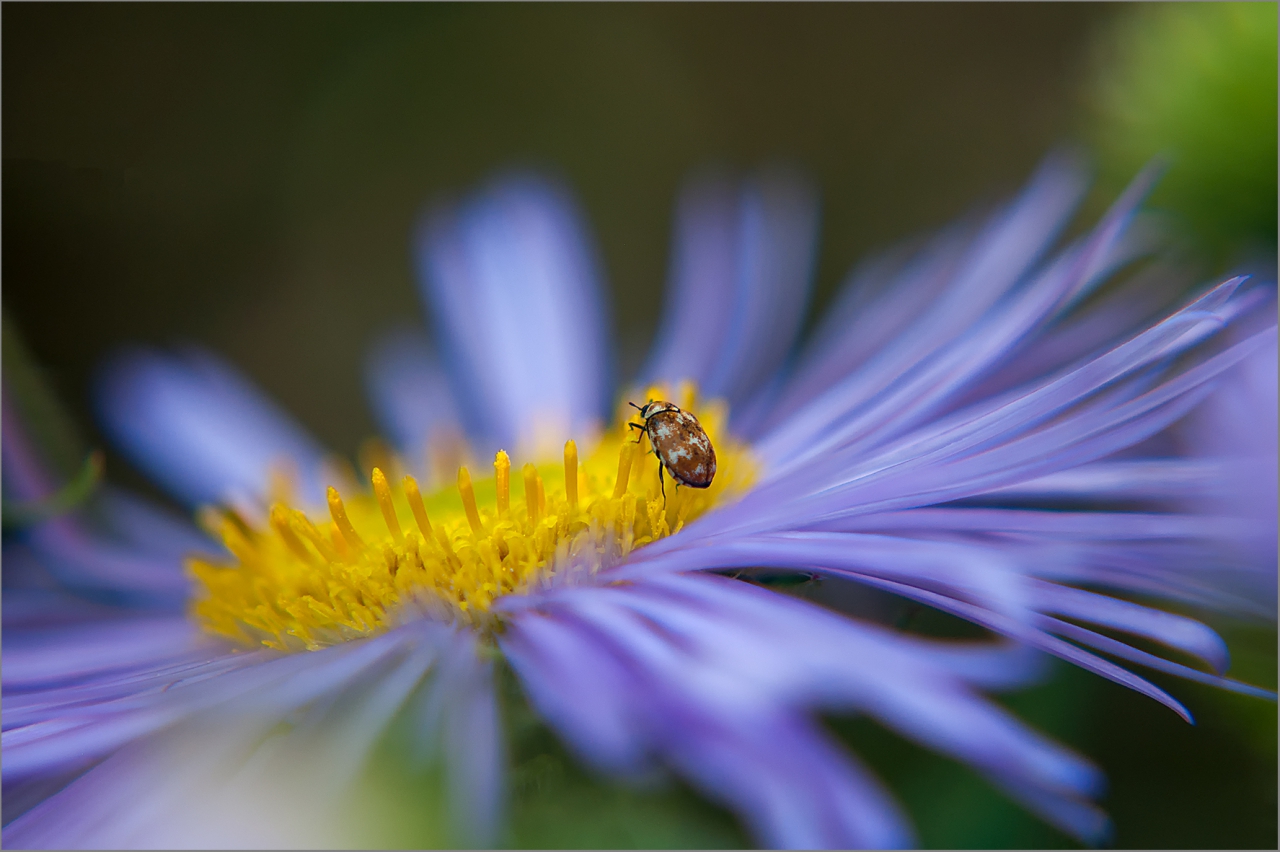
[628,400,717,500]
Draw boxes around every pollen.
[187,386,756,652]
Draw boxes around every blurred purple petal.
[1177,326,1279,576]
[2,397,196,606]
[93,347,329,509]
[3,624,481,849]
[94,487,222,562]
[441,632,504,848]
[363,325,465,467]
[642,168,820,423]
[699,289,1271,541]
[505,572,1111,845]
[758,154,1093,451]
[4,641,435,849]
[416,173,613,457]
[2,616,209,691]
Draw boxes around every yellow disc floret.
[188,384,756,651]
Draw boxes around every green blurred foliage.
[1085,2,1278,262]
[2,313,90,482]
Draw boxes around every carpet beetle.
[628,400,717,498]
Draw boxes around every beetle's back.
[646,409,717,488]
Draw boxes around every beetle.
[628,400,717,500]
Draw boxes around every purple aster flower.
[4,157,1276,849]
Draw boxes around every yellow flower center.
[187,384,756,651]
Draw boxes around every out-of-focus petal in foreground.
[4,616,502,849]
[498,572,1107,847]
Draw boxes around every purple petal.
[2,396,198,605]
[759,153,1092,460]
[514,598,914,848]
[645,166,814,422]
[642,168,820,421]
[1027,581,1231,674]
[508,573,1111,846]
[3,639,437,849]
[639,174,739,393]
[20,521,192,608]
[1032,614,1273,700]
[806,570,1195,723]
[498,611,651,776]
[980,457,1220,502]
[95,487,222,562]
[93,347,328,509]
[440,633,504,848]
[363,325,465,465]
[1176,327,1279,572]
[416,172,613,457]
[687,295,1271,543]
[2,616,208,691]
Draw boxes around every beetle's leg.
[658,463,666,505]
[628,421,645,443]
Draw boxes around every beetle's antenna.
[628,401,643,411]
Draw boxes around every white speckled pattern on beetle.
[634,400,718,490]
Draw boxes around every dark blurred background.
[3,3,1275,848]
[5,3,1117,453]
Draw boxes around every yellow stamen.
[219,517,255,564]
[495,451,510,517]
[187,381,757,652]
[564,440,579,508]
[613,440,635,499]
[524,463,541,525]
[327,486,365,550]
[269,503,314,563]
[458,466,483,533]
[371,467,404,543]
[330,524,350,556]
[403,474,433,537]
[291,510,340,562]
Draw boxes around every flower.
[3,156,1276,849]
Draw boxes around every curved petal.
[1177,324,1279,576]
[689,284,1271,542]
[3,630,442,849]
[2,615,210,693]
[504,573,1109,847]
[415,173,613,459]
[641,168,820,425]
[3,394,195,606]
[93,347,329,510]
[363,324,466,474]
[2,622,488,849]
[757,154,1160,465]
